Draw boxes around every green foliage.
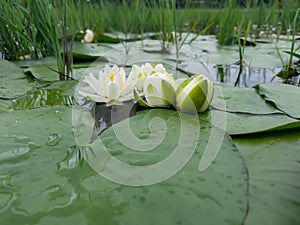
[0,83,299,224]
[0,0,74,80]
[0,1,34,60]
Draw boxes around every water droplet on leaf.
[46,133,62,146]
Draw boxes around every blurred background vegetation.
[0,0,299,61]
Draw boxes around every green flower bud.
[176,74,214,113]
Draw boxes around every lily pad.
[200,110,300,135]
[255,83,300,119]
[72,42,110,61]
[0,106,248,225]
[0,99,12,112]
[0,60,37,99]
[233,130,300,225]
[0,106,78,220]
[24,57,60,81]
[211,85,282,114]
[10,80,78,110]
[79,109,248,225]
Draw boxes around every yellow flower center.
[109,74,115,82]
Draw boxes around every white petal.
[84,73,101,93]
[111,64,120,74]
[103,64,112,75]
[78,91,108,103]
[121,81,134,97]
[119,93,134,102]
[114,67,126,89]
[154,63,166,73]
[128,65,140,83]
[99,78,110,97]
[144,76,165,106]
[106,82,121,100]
[143,63,154,74]
[136,76,145,92]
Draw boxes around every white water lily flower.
[176,74,214,113]
[79,64,135,106]
[129,63,167,92]
[84,29,94,43]
[134,71,178,107]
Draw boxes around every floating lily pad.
[72,42,110,61]
[0,106,248,225]
[10,80,78,110]
[255,83,300,119]
[0,106,78,219]
[0,60,37,99]
[24,57,60,81]
[78,109,248,225]
[0,99,12,112]
[212,85,282,114]
[233,130,300,225]
[200,110,300,135]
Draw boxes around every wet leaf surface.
[23,57,60,81]
[0,60,37,99]
[212,85,282,114]
[200,110,300,135]
[10,80,78,110]
[233,130,300,225]
[0,34,299,225]
[81,109,248,225]
[255,83,300,119]
[0,107,248,225]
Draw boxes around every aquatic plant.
[79,64,136,106]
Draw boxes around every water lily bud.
[134,72,178,107]
[176,75,214,113]
[129,63,167,93]
[84,29,94,43]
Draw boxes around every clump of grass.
[217,4,237,46]
[146,0,174,52]
[273,8,300,84]
[234,21,251,86]
[0,0,75,80]
[0,1,34,60]
[1,0,299,76]
[28,0,75,79]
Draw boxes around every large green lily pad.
[0,99,12,112]
[24,57,60,81]
[0,106,78,220]
[212,85,281,114]
[10,80,78,110]
[0,60,37,99]
[0,107,249,225]
[233,130,300,225]
[79,109,248,225]
[72,42,110,61]
[255,83,300,119]
[200,110,300,135]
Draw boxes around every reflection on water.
[179,61,289,87]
